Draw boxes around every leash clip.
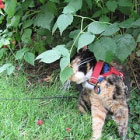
[94,85,101,94]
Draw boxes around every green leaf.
[78,32,95,50]
[47,1,57,15]
[102,23,120,36]
[102,8,110,14]
[0,48,7,59]
[89,37,117,63]
[0,63,12,73]
[99,16,110,22]
[5,0,17,17]
[60,67,73,84]
[88,21,108,34]
[85,0,92,9]
[133,124,139,130]
[131,18,140,27]
[34,6,54,30]
[39,0,45,4]
[24,52,35,66]
[118,7,131,15]
[106,0,117,12]
[114,34,136,61]
[137,34,140,42]
[118,0,132,7]
[69,29,80,39]
[128,132,134,138]
[7,66,15,75]
[50,0,60,3]
[21,29,32,44]
[92,10,102,18]
[36,49,61,63]
[57,14,73,35]
[22,0,33,10]
[54,45,69,57]
[60,56,70,71]
[28,1,35,8]
[10,15,20,28]
[15,48,29,60]
[119,18,134,28]
[0,38,10,48]
[63,0,82,14]
[23,20,33,29]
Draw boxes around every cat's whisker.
[80,57,93,63]
[78,58,93,66]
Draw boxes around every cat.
[69,48,130,140]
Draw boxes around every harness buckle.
[89,77,98,83]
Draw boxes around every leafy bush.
[0,0,140,83]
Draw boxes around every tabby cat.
[69,49,129,140]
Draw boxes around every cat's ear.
[78,46,88,53]
[83,46,88,51]
[82,46,88,51]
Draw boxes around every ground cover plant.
[0,0,140,140]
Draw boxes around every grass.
[0,73,139,140]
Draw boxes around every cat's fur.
[69,49,129,140]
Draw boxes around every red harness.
[89,61,124,84]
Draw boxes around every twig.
[128,61,140,91]
[130,84,140,92]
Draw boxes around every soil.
[24,61,59,84]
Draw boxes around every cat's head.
[69,49,96,84]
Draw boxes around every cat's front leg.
[78,88,91,113]
[105,100,128,139]
[113,105,128,139]
[90,96,107,140]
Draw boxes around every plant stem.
[135,0,138,13]
[70,14,112,56]
[69,16,88,56]
[81,18,84,31]
[73,14,95,22]
[26,10,40,18]
[74,14,112,25]
[69,31,82,56]
[8,46,16,59]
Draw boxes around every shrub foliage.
[0,0,140,83]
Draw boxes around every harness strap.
[89,61,104,84]
[89,61,124,85]
[102,67,124,78]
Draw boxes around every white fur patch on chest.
[82,81,95,90]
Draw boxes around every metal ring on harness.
[94,85,101,94]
